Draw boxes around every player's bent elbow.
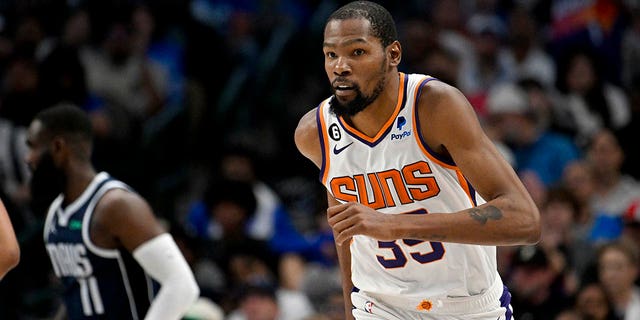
[523,225,541,245]
[9,246,20,269]
[0,245,20,278]
[521,210,542,245]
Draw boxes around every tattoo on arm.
[468,206,503,225]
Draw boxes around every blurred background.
[0,0,639,319]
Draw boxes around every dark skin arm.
[327,194,354,320]
[89,188,165,253]
[0,199,19,279]
[326,80,541,246]
[91,188,199,320]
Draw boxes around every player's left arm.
[411,80,540,245]
[328,81,540,246]
[95,189,199,320]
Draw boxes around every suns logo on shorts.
[364,301,374,313]
[416,299,433,311]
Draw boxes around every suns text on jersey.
[329,160,441,209]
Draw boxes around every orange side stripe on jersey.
[456,170,475,207]
[318,100,332,184]
[338,73,407,143]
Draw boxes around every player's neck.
[347,72,400,138]
[64,163,97,203]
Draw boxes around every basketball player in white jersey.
[294,1,541,319]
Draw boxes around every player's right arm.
[294,108,323,169]
[93,189,199,320]
[327,193,355,320]
[295,108,355,320]
[0,198,19,280]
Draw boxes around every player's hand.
[327,202,396,245]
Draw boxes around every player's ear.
[50,136,68,160]
[51,136,63,152]
[388,41,401,67]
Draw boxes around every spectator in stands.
[508,245,573,320]
[555,47,630,147]
[539,186,595,284]
[80,8,168,192]
[597,241,640,319]
[485,82,580,188]
[226,282,314,320]
[586,129,640,243]
[574,282,618,320]
[459,13,511,113]
[562,160,598,237]
[186,146,313,255]
[192,178,278,304]
[500,7,556,89]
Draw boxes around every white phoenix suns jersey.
[317,73,499,302]
[43,172,157,319]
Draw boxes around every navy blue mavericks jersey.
[43,172,158,319]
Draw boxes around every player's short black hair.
[34,103,93,143]
[326,1,398,48]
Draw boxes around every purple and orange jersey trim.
[412,77,478,207]
[336,73,408,147]
[317,73,408,184]
[316,99,332,184]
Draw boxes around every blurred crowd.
[0,0,639,319]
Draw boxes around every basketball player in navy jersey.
[26,104,199,319]
[294,1,540,319]
[0,198,19,280]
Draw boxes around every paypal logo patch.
[392,116,410,140]
[397,116,406,130]
[391,131,411,140]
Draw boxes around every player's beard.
[29,150,67,216]
[329,60,388,117]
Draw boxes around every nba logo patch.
[364,301,374,313]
